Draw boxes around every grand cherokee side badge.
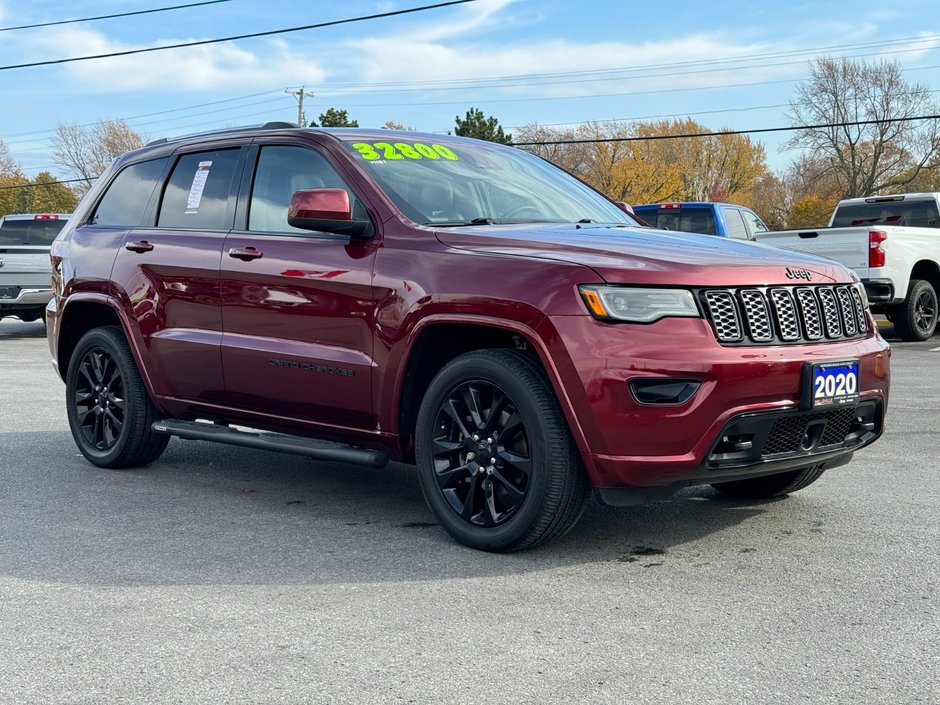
[785,267,812,281]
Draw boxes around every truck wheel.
[891,279,938,341]
[415,349,587,552]
[710,465,825,499]
[66,325,169,469]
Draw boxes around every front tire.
[891,279,937,341]
[415,349,587,552]
[66,325,169,468]
[710,465,826,499]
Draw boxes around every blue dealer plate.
[802,360,860,409]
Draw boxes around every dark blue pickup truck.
[633,202,769,240]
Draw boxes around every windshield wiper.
[428,217,498,227]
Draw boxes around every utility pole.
[285,86,315,126]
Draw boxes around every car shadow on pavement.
[0,319,47,339]
[2,430,813,588]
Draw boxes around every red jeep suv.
[46,124,890,551]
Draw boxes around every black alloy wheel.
[73,346,126,451]
[892,279,938,341]
[66,326,168,468]
[913,285,937,338]
[430,379,531,527]
[415,349,587,552]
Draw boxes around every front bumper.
[545,314,890,489]
[593,399,881,505]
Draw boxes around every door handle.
[228,247,263,261]
[125,240,154,253]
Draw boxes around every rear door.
[220,142,378,429]
[110,146,244,403]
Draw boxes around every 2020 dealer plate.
[802,359,860,410]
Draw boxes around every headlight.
[855,282,869,308]
[579,286,700,323]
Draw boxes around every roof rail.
[146,121,300,147]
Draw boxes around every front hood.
[435,223,852,286]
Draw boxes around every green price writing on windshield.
[352,142,459,162]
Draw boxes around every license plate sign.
[0,287,16,300]
[802,360,860,409]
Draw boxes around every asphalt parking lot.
[0,318,937,705]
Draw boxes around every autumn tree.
[310,108,359,127]
[51,119,146,193]
[21,172,78,214]
[381,120,415,131]
[785,56,940,197]
[0,140,27,216]
[454,108,512,144]
[516,119,768,206]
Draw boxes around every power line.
[510,114,940,146]
[0,1,232,32]
[5,114,939,191]
[0,0,479,72]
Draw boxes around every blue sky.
[1,0,938,179]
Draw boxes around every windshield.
[831,199,940,228]
[633,207,718,236]
[0,217,68,246]
[339,137,636,226]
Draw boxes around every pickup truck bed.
[755,193,940,340]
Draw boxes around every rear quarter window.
[92,158,169,227]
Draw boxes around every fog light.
[629,378,701,405]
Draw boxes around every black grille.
[762,408,857,456]
[702,285,869,345]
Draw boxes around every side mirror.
[287,188,373,238]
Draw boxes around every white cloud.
[30,27,327,92]
[342,34,795,97]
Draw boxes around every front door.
[220,144,378,430]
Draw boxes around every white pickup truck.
[755,192,940,340]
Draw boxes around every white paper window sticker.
[185,161,212,213]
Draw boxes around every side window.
[721,206,750,239]
[92,158,168,227]
[741,208,769,236]
[249,146,361,234]
[158,149,240,230]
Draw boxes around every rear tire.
[66,325,169,468]
[891,279,937,341]
[415,349,587,552]
[710,465,826,499]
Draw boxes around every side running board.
[152,420,388,468]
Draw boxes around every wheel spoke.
[92,411,105,448]
[490,467,526,504]
[78,359,97,391]
[500,411,524,441]
[498,449,532,477]
[442,399,472,439]
[484,481,501,525]
[90,352,105,385]
[76,404,96,425]
[460,474,480,521]
[431,436,462,458]
[481,389,508,435]
[435,462,471,489]
[462,385,485,429]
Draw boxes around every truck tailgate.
[755,227,870,277]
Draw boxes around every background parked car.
[633,202,769,240]
[0,213,70,323]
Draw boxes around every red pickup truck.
[46,124,890,551]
